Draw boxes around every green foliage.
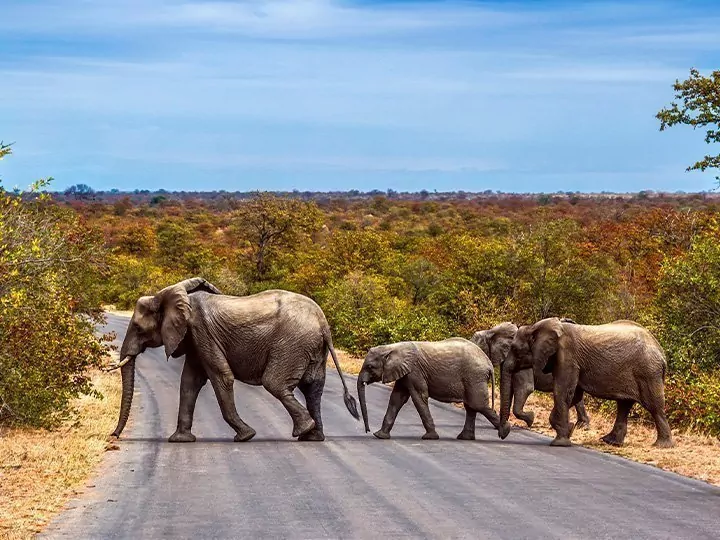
[664,367,720,436]
[657,68,720,180]
[0,168,109,427]
[653,231,720,371]
[317,272,448,355]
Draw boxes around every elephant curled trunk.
[111,355,136,437]
[498,361,513,439]
[357,375,370,433]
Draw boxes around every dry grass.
[330,349,720,486]
[328,348,364,375]
[0,368,121,539]
[513,392,720,486]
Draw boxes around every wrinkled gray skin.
[472,321,590,429]
[357,338,499,440]
[111,278,358,443]
[497,318,673,448]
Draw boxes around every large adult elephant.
[109,278,359,442]
[357,338,499,440]
[497,317,673,448]
[472,321,590,429]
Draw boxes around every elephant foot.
[575,419,590,430]
[456,431,475,441]
[234,428,256,442]
[292,417,316,438]
[169,431,196,443]
[519,412,535,428]
[600,433,624,447]
[298,429,325,442]
[549,436,572,447]
[497,422,511,440]
[652,437,675,449]
[422,431,439,440]
[373,430,391,439]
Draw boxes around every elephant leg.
[169,358,208,443]
[262,361,315,439]
[457,408,477,440]
[638,381,674,448]
[298,370,326,442]
[374,383,410,439]
[601,399,633,446]
[568,387,585,438]
[512,370,535,427]
[207,368,256,442]
[409,385,438,440]
[463,383,500,435]
[549,366,579,447]
[574,398,590,430]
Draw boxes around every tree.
[233,193,323,282]
[657,68,720,181]
[64,183,95,200]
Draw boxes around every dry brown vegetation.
[0,368,121,539]
[331,351,720,487]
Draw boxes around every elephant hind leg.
[262,357,315,438]
[298,370,326,442]
[638,381,674,448]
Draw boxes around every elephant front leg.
[374,384,409,439]
[209,371,256,442]
[601,399,633,446]
[574,398,591,430]
[512,370,535,427]
[549,369,579,447]
[409,386,439,440]
[169,358,208,443]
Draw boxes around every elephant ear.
[489,322,518,367]
[155,283,192,359]
[382,347,413,383]
[471,332,490,357]
[177,277,222,295]
[531,319,563,375]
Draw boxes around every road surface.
[43,313,720,539]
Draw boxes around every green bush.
[0,177,109,427]
[664,367,720,436]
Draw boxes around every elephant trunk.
[498,360,514,439]
[357,373,370,433]
[111,355,136,437]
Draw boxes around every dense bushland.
[68,190,720,434]
[0,145,110,428]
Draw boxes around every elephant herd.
[109,278,674,449]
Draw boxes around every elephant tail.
[326,335,360,421]
[491,367,495,410]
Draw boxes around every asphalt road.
[42,313,720,539]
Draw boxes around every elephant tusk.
[103,356,131,372]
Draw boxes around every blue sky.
[1,1,719,193]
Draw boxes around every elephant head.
[357,344,412,433]
[498,318,564,439]
[111,278,221,438]
[471,322,518,367]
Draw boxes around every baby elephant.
[357,338,500,440]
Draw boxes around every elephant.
[472,321,590,429]
[497,317,673,448]
[356,338,499,440]
[108,277,359,443]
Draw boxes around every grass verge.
[330,350,720,487]
[0,368,121,539]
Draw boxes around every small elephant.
[357,338,499,440]
[110,278,359,442]
[472,321,590,429]
[498,317,673,448]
